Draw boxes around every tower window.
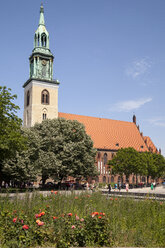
[43,113,47,120]
[27,90,30,106]
[41,33,47,47]
[41,89,49,104]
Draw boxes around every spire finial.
[40,2,44,12]
[39,3,45,26]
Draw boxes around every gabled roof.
[144,136,158,153]
[58,112,149,152]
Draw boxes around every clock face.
[42,60,47,66]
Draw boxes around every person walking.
[108,184,111,194]
[153,181,156,189]
[114,183,118,191]
[126,183,129,192]
[118,182,121,191]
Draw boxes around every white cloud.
[147,117,165,127]
[110,97,152,112]
[126,58,151,79]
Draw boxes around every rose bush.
[0,191,164,247]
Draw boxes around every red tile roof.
[144,136,158,153]
[58,112,149,152]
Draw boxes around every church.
[23,4,160,184]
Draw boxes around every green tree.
[108,147,145,181]
[35,118,97,184]
[13,118,97,185]
[0,86,26,185]
[152,153,165,179]
[2,128,39,185]
[140,152,165,181]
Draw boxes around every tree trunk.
[136,174,138,185]
[42,176,47,187]
[147,175,149,184]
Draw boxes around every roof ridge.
[58,112,133,124]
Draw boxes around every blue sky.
[1,0,165,155]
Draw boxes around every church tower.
[23,4,59,127]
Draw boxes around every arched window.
[38,34,40,46]
[27,90,30,106]
[34,34,37,47]
[41,33,47,47]
[43,113,47,120]
[42,108,48,121]
[111,176,114,183]
[103,176,106,183]
[41,90,49,104]
[103,153,107,165]
[97,152,101,159]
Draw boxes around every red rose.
[22,225,29,230]
[13,217,17,223]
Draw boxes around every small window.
[41,89,49,104]
[97,152,101,159]
[111,176,114,183]
[27,90,30,106]
[41,33,47,47]
[116,143,119,147]
[103,176,106,183]
[103,153,107,165]
[43,113,47,120]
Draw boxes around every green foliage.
[2,125,39,184]
[2,115,97,185]
[140,152,165,179]
[109,147,165,180]
[108,147,144,178]
[0,192,165,247]
[27,118,97,183]
[0,86,26,184]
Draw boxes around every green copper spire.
[39,3,45,26]
[28,4,54,81]
[34,3,49,49]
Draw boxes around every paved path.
[103,185,165,194]
[0,185,165,199]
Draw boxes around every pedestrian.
[108,183,111,194]
[151,182,154,190]
[118,182,121,191]
[114,183,118,191]
[126,183,129,192]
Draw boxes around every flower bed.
[0,191,165,247]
